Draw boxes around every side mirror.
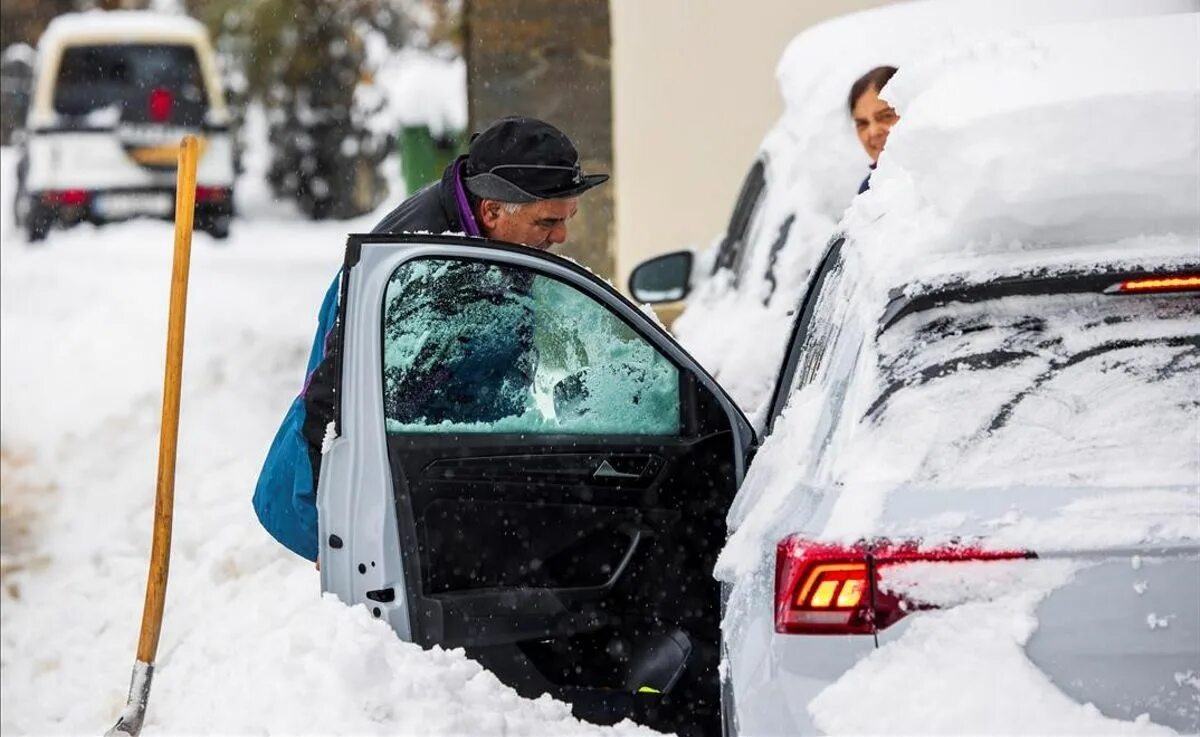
[629,251,693,304]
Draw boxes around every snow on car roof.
[842,12,1199,296]
[38,10,211,51]
[776,0,1197,119]
[769,0,1198,200]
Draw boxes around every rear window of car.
[52,43,207,116]
[863,288,1199,488]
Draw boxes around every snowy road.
[0,138,657,736]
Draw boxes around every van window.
[53,44,207,117]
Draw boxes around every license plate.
[94,192,173,219]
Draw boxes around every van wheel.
[26,207,51,243]
[203,216,231,240]
[13,154,30,228]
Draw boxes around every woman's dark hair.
[848,65,898,113]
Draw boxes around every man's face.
[480,197,580,250]
[852,86,899,163]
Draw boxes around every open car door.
[319,234,755,736]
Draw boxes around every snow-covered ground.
[0,112,655,736]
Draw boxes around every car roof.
[37,11,212,50]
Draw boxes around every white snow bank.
[810,560,1177,735]
[1,42,36,66]
[374,47,467,137]
[0,129,655,735]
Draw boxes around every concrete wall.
[464,0,614,276]
[610,0,888,291]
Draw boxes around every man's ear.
[478,199,503,229]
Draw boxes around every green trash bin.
[398,125,466,195]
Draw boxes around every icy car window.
[865,291,1200,487]
[382,258,680,435]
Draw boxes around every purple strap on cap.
[452,159,482,237]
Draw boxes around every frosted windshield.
[382,258,680,435]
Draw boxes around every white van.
[13,11,236,241]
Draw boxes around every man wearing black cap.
[373,115,607,247]
[254,117,608,564]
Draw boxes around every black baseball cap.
[463,116,609,203]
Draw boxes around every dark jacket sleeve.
[252,274,341,561]
[253,164,461,559]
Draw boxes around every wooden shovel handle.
[135,135,199,664]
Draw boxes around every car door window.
[764,237,849,433]
[712,157,767,279]
[382,257,681,436]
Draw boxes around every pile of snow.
[1,42,36,67]
[0,109,654,735]
[861,12,1200,261]
[372,46,467,137]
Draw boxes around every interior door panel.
[388,431,737,737]
[389,432,737,649]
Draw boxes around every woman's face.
[852,86,899,163]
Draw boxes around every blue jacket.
[253,160,473,560]
[252,277,339,560]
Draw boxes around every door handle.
[593,459,641,480]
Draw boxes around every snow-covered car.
[13,11,236,241]
[717,12,1200,735]
[629,0,1199,429]
[316,11,1198,737]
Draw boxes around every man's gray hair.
[501,202,530,215]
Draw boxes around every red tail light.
[43,189,90,207]
[195,186,229,203]
[775,536,1032,635]
[1105,274,1200,294]
[148,87,174,122]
